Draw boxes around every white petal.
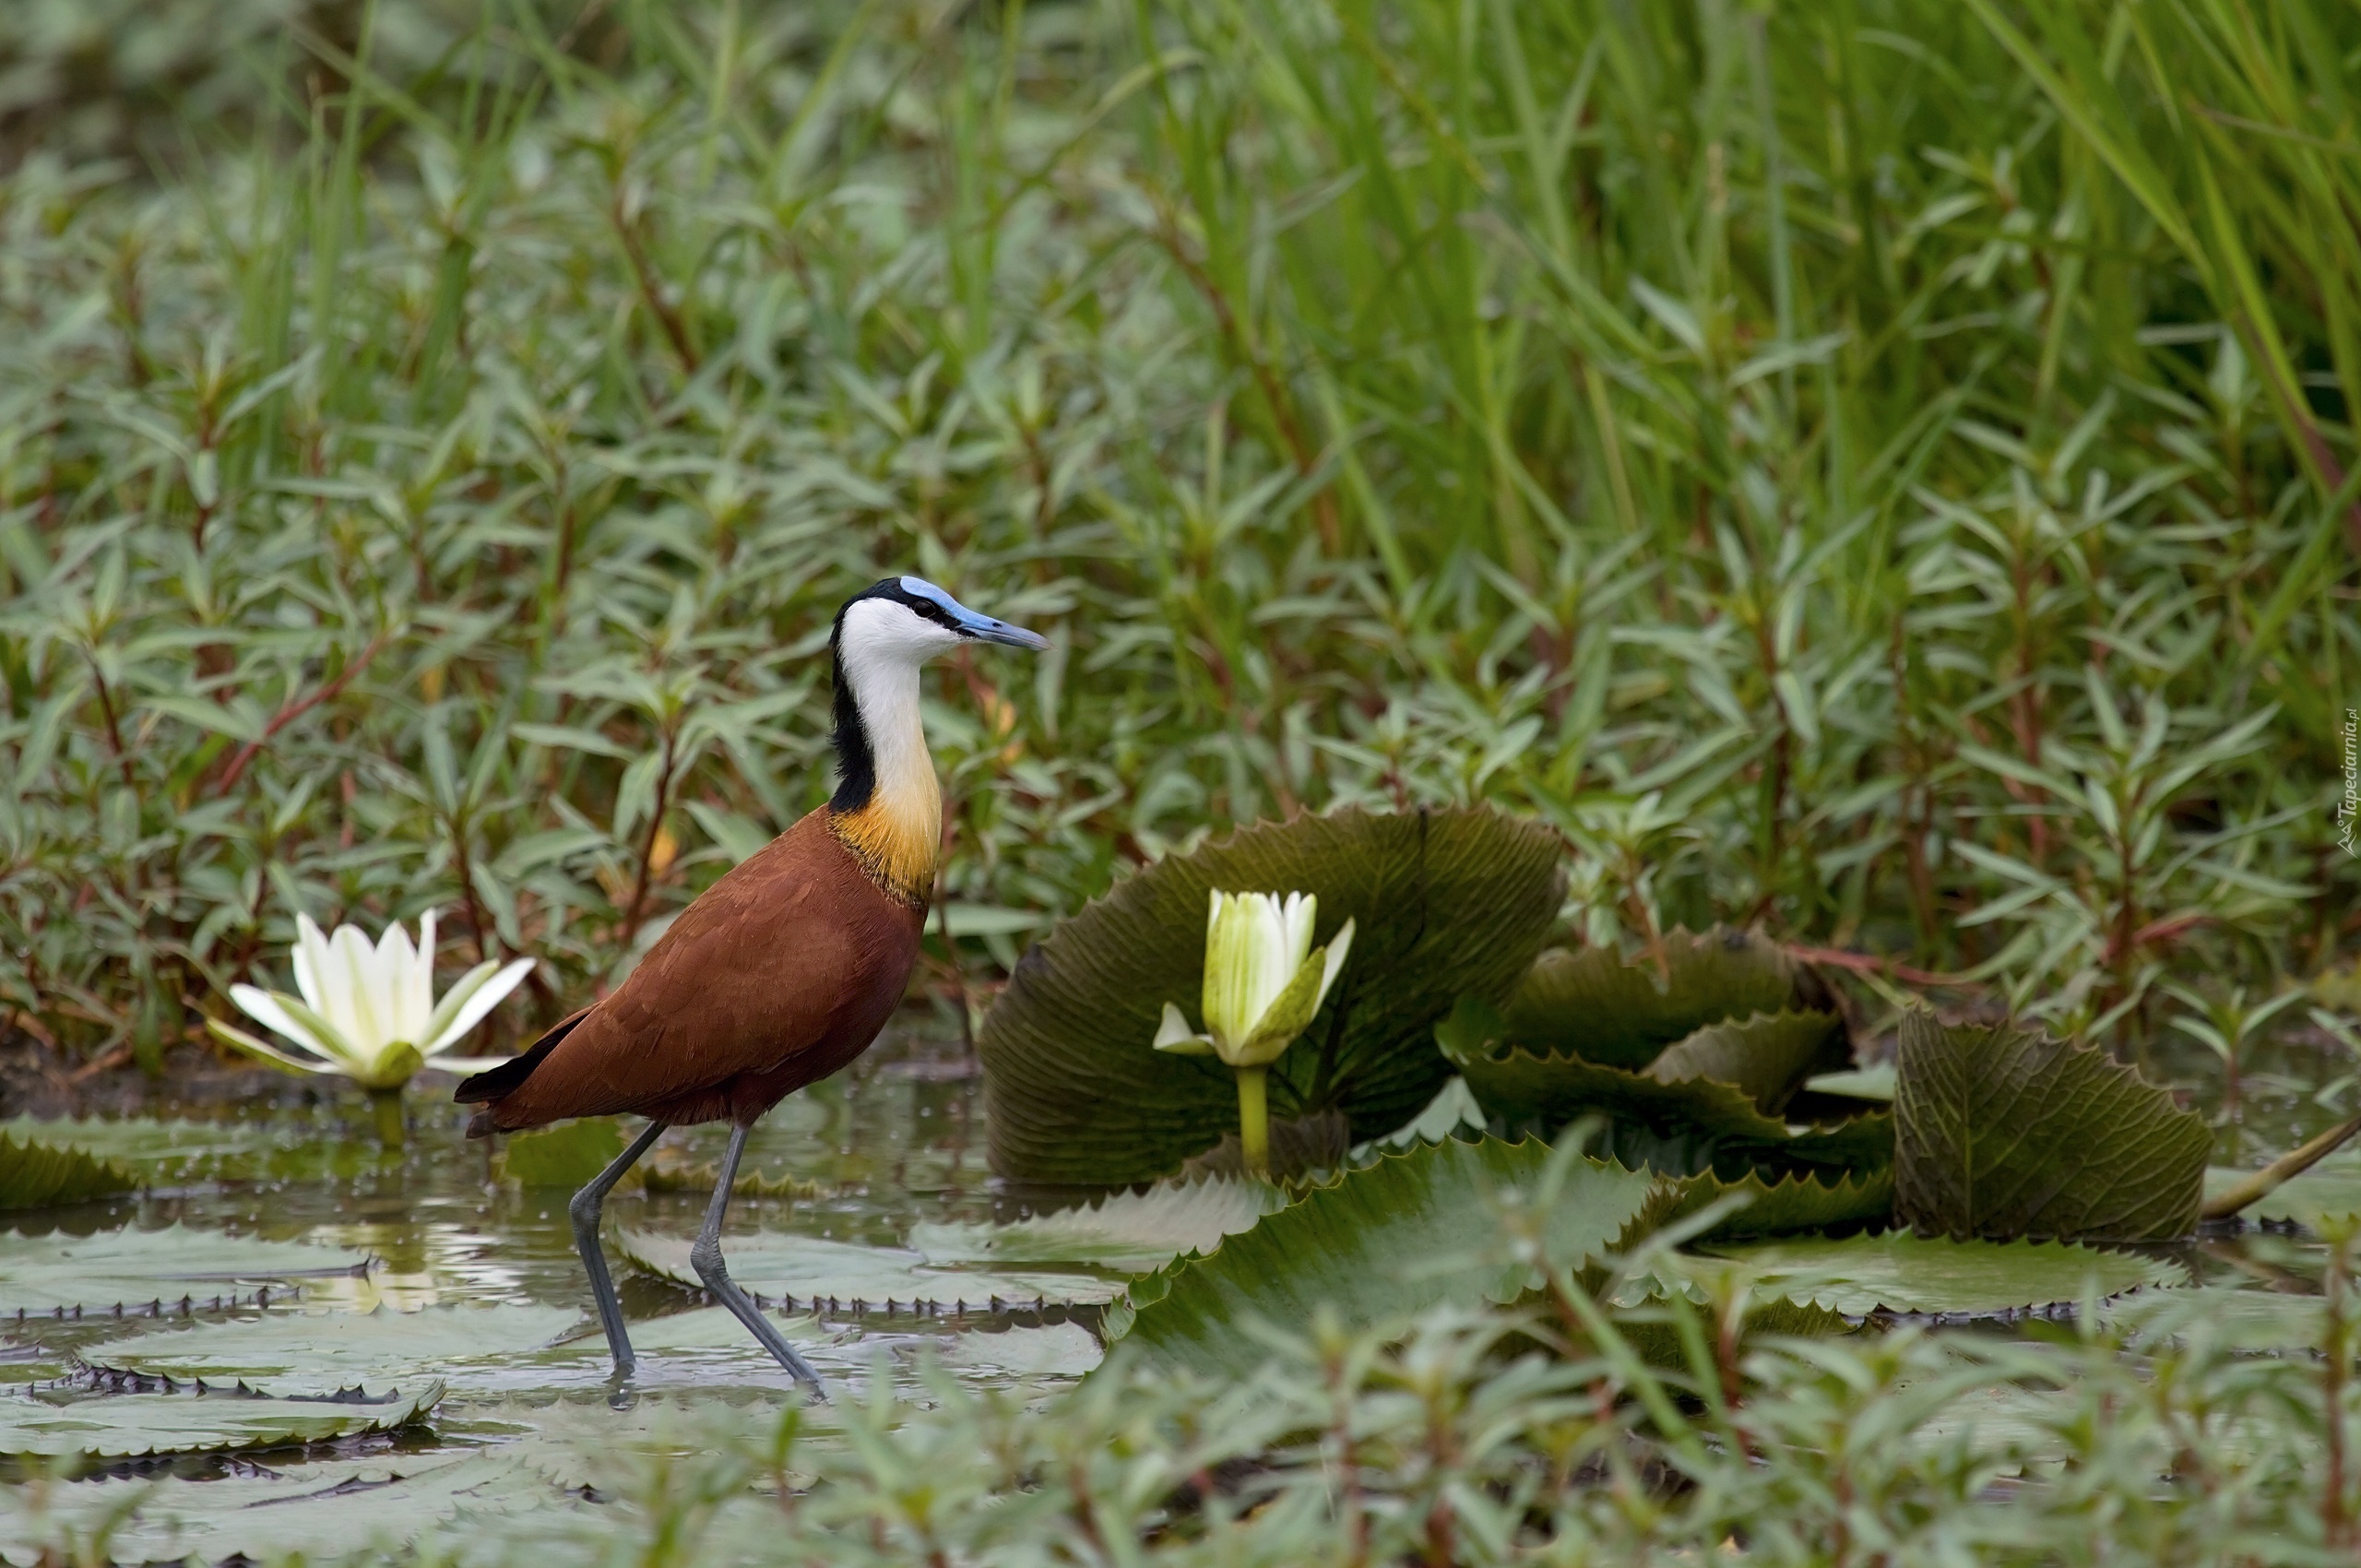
[1280,892,1318,969]
[1151,1004,1218,1057]
[1250,893,1297,1023]
[411,909,440,1042]
[376,917,425,1044]
[1313,917,1355,1011]
[292,913,333,1015]
[421,957,536,1054]
[230,984,344,1062]
[207,1019,349,1076]
[419,1055,518,1074]
[1153,1001,1198,1049]
[328,923,385,1051]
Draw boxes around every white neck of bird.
[835,643,942,902]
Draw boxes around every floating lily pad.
[2205,1151,2361,1234]
[910,1181,1287,1273]
[1106,1136,1664,1380]
[0,1448,567,1565]
[642,1159,828,1200]
[1501,927,1809,1071]
[497,1118,627,1188]
[979,806,1567,1186]
[80,1304,582,1396]
[0,1133,139,1211]
[1667,1167,1895,1241]
[1669,1233,2187,1317]
[0,1378,440,1460]
[614,1229,1122,1310]
[1646,1009,1846,1113]
[1894,1012,2211,1242]
[0,1114,310,1185]
[1371,1076,1489,1149]
[0,1225,371,1317]
[1455,1042,1891,1179]
[2101,1285,2335,1356]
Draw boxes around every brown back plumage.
[458,807,925,1134]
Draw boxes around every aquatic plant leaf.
[2204,1151,2361,1233]
[0,1114,292,1176]
[1893,1011,2211,1241]
[0,1225,371,1316]
[1646,1009,1846,1113]
[641,1158,828,1200]
[1456,1043,1891,1179]
[496,1117,626,1188]
[2101,1285,2338,1356]
[0,1132,139,1210]
[81,1304,581,1396]
[1666,1167,1895,1241]
[1661,1233,2187,1317]
[1370,1075,1489,1149]
[1502,927,1806,1070]
[979,806,1566,1185]
[909,1180,1288,1272]
[614,1228,1124,1309]
[0,1449,567,1565]
[1104,1136,1663,1379]
[0,1379,439,1460]
[1805,1064,1897,1102]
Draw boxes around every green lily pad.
[2205,1151,2361,1233]
[80,1304,582,1396]
[1667,1167,1895,1241]
[910,1180,1288,1273]
[979,806,1567,1185]
[1668,1232,2188,1317]
[0,1378,440,1460]
[80,1301,1089,1408]
[614,1229,1123,1310]
[1502,927,1810,1071]
[0,1114,310,1185]
[497,1117,628,1188]
[2102,1285,2337,1356]
[0,1225,372,1317]
[1455,1043,1891,1179]
[1893,1011,2211,1242]
[0,1133,140,1211]
[0,1449,566,1564]
[1105,1136,1665,1379]
[1645,1009,1846,1114]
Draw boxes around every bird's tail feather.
[454,1004,593,1134]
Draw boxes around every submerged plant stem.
[1236,1065,1270,1181]
[370,1087,407,1148]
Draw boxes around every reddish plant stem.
[216,631,389,792]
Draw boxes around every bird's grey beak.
[948,604,1050,650]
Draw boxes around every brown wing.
[477,809,922,1131]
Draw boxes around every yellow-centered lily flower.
[208,911,536,1094]
[1154,890,1354,1178]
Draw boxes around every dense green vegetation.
[4,0,2361,1562]
[3,0,2353,1065]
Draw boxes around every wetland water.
[0,1021,2352,1560]
[0,1024,1112,1559]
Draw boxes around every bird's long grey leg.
[569,1119,666,1378]
[693,1123,828,1397]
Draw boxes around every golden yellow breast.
[828,774,940,908]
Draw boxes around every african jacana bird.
[456,576,1046,1393]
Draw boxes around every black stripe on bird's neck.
[828,640,877,814]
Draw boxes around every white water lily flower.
[1154,891,1355,1069]
[208,911,536,1091]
